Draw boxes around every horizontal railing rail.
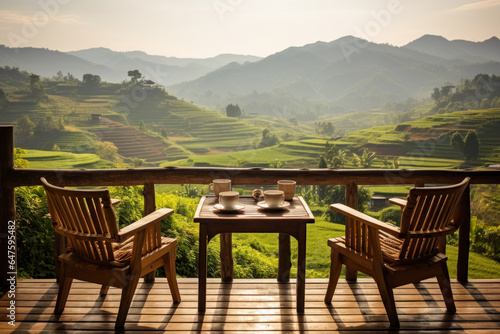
[7,166,500,187]
[2,125,499,288]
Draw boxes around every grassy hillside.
[167,108,500,168]
[23,149,113,169]
[1,77,312,164]
[2,70,500,170]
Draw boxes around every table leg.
[220,233,233,282]
[278,233,291,283]
[296,224,306,313]
[198,225,207,312]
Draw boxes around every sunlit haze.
[1,0,499,58]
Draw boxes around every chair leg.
[164,250,181,303]
[55,264,73,314]
[100,285,110,297]
[324,249,342,303]
[436,261,456,313]
[144,271,156,283]
[373,267,399,327]
[115,276,140,329]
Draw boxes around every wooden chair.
[324,178,470,327]
[41,177,181,328]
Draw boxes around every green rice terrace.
[2,68,500,170]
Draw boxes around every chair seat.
[112,236,177,267]
[63,237,177,268]
[328,234,441,266]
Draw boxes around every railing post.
[0,126,16,290]
[345,182,358,282]
[457,184,471,283]
[143,183,156,283]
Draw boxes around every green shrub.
[15,187,55,278]
[379,206,402,226]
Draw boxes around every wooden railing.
[2,125,500,288]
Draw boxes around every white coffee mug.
[209,179,231,197]
[278,180,296,201]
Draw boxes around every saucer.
[257,201,290,210]
[213,203,245,212]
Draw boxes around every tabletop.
[194,195,315,223]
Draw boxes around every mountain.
[404,35,500,63]
[169,35,500,112]
[0,45,118,81]
[0,44,261,85]
[66,48,261,85]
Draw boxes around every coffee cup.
[219,191,239,209]
[209,179,231,197]
[264,190,284,208]
[278,180,296,201]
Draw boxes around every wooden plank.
[2,278,500,333]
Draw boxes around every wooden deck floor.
[1,278,499,333]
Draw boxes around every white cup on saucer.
[219,191,239,210]
[264,190,284,208]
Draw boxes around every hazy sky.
[1,0,499,58]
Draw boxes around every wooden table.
[194,195,315,312]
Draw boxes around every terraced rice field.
[90,118,169,162]
[23,150,111,169]
[124,99,263,153]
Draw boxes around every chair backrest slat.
[41,178,119,265]
[398,178,470,261]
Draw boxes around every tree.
[138,120,146,132]
[127,69,142,83]
[34,113,64,135]
[318,156,328,168]
[15,115,35,138]
[14,148,29,168]
[54,70,64,80]
[353,149,377,168]
[96,141,120,162]
[258,128,279,148]
[450,131,465,159]
[464,131,480,163]
[225,104,242,118]
[29,73,40,90]
[440,85,454,97]
[431,87,441,102]
[323,142,347,168]
[315,121,335,137]
[28,73,46,100]
[82,73,101,92]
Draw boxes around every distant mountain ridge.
[0,44,261,85]
[1,35,499,111]
[66,48,261,85]
[0,45,117,81]
[404,35,500,63]
[169,35,500,110]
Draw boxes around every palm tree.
[353,149,376,168]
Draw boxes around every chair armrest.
[117,208,174,242]
[389,198,406,208]
[330,203,405,238]
[111,199,121,206]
